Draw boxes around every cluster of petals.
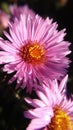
[9,4,35,19]
[24,75,73,130]
[0,5,71,93]
[0,10,10,29]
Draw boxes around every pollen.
[48,106,73,130]
[29,44,44,60]
[19,42,45,65]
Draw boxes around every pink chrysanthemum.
[0,10,10,29]
[24,75,73,130]
[9,4,35,19]
[0,13,71,92]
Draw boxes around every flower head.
[9,4,35,19]
[24,75,73,130]
[0,13,71,92]
[0,10,10,30]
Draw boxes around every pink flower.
[9,4,35,19]
[0,10,10,29]
[0,13,71,92]
[24,75,73,130]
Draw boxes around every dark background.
[0,0,73,130]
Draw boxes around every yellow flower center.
[19,42,45,65]
[29,44,44,60]
[48,106,73,130]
